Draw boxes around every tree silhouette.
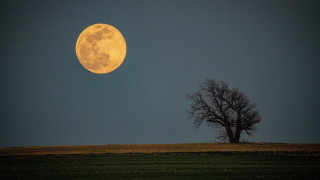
[187,79,261,143]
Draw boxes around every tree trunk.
[233,112,242,143]
[234,128,241,143]
[234,134,240,143]
[225,126,235,143]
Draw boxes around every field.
[1,143,320,179]
[1,143,319,156]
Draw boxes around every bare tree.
[187,79,261,143]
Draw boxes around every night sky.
[1,0,319,148]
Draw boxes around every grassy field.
[1,143,319,156]
[0,143,319,179]
[1,152,319,179]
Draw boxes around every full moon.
[75,24,127,74]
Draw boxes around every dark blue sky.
[1,0,319,148]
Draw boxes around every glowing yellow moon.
[75,24,127,74]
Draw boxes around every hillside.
[1,143,319,156]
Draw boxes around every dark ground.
[1,152,319,179]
